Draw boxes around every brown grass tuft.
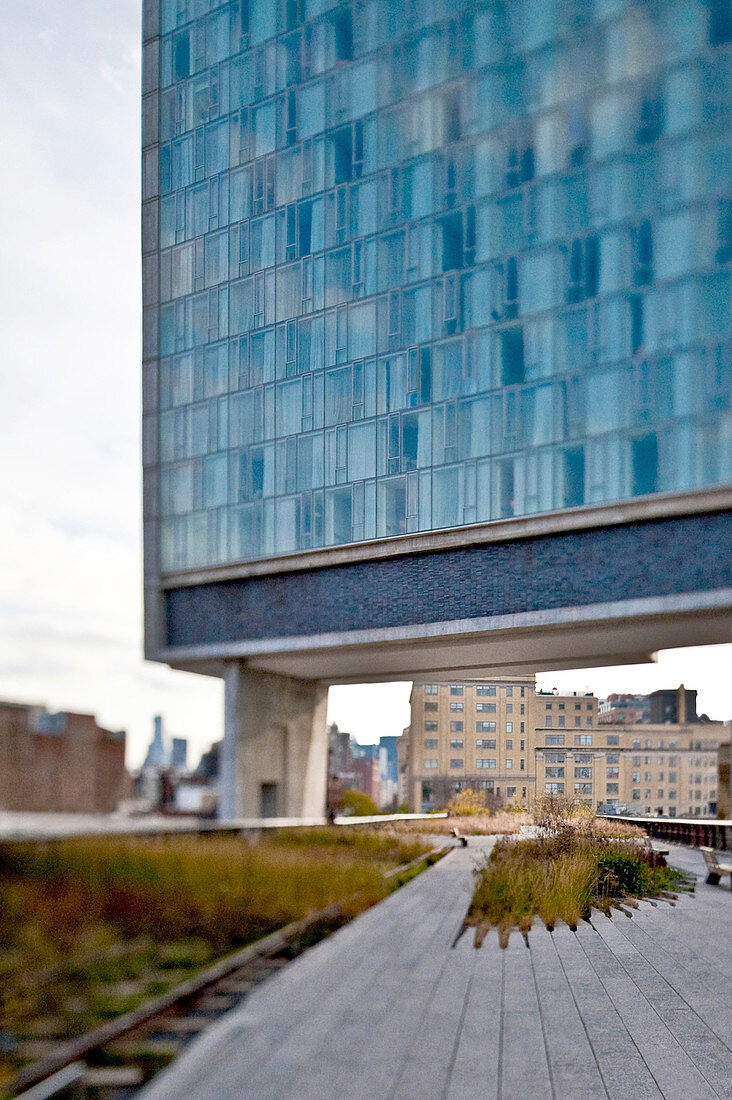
[393,811,531,836]
[464,829,687,948]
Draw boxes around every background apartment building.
[408,678,597,811]
[0,701,128,814]
[534,719,727,816]
[408,680,727,815]
[536,684,727,815]
[598,694,651,725]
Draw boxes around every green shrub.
[339,789,379,816]
[595,849,651,898]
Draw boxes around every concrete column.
[219,663,329,820]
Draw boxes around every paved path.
[139,840,732,1100]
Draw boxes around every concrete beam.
[168,592,731,684]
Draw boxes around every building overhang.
[162,593,731,684]
[146,497,732,684]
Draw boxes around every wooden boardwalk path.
[139,840,732,1100]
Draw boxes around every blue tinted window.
[146,0,732,571]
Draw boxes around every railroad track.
[5,846,450,1100]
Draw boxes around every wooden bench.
[451,827,468,848]
[700,846,732,887]
[639,836,669,864]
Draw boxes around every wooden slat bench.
[700,846,732,887]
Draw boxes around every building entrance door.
[260,782,279,817]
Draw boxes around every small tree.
[447,788,488,816]
[429,778,503,814]
[532,792,594,834]
[340,788,378,816]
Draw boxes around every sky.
[0,3,729,771]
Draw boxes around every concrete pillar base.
[219,664,329,820]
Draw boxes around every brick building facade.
[407,680,727,816]
[534,720,727,817]
[408,677,597,811]
[0,702,128,814]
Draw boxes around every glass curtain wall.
[149,0,732,571]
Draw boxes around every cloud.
[0,3,224,771]
[98,59,134,94]
[328,683,412,742]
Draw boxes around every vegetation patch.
[465,819,689,948]
[338,788,379,816]
[0,829,430,1085]
[393,811,532,836]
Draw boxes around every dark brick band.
[165,511,732,649]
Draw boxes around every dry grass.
[588,818,645,839]
[532,794,645,840]
[393,812,531,836]
[465,832,687,948]
[0,829,430,1081]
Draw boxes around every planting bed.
[464,829,690,947]
[0,828,430,1089]
[392,811,532,837]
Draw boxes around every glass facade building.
[143,0,732,575]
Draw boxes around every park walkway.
[140,839,732,1100]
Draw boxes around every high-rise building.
[142,0,732,818]
[143,714,168,769]
[378,735,399,808]
[171,736,189,770]
[328,721,352,775]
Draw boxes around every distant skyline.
[1,3,729,772]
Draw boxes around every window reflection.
[150,0,732,571]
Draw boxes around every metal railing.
[597,814,732,851]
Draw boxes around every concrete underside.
[174,596,729,683]
[139,841,732,1100]
[158,508,732,682]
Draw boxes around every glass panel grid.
[149,0,732,572]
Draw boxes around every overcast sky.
[0,3,729,771]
